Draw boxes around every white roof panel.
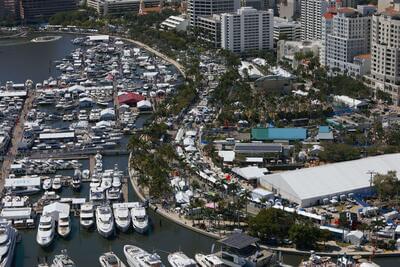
[5,178,41,187]
[261,154,400,201]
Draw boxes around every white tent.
[346,230,365,246]
[232,166,269,181]
[43,202,70,222]
[260,154,400,207]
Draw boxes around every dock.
[0,89,35,190]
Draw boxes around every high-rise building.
[221,7,273,53]
[320,6,376,76]
[187,0,240,28]
[368,3,400,105]
[20,0,78,22]
[0,0,20,20]
[300,0,336,40]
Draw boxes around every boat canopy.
[5,178,41,187]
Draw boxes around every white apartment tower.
[369,3,400,105]
[221,7,273,53]
[300,0,336,40]
[320,6,376,76]
[187,0,240,27]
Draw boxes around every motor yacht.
[51,249,76,267]
[96,205,114,238]
[52,177,62,192]
[114,206,130,232]
[194,254,224,267]
[131,204,149,234]
[0,221,17,267]
[123,245,164,267]
[106,187,121,201]
[80,203,95,229]
[36,215,55,247]
[57,213,71,238]
[99,251,126,267]
[42,179,52,191]
[168,252,197,267]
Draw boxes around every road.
[0,89,35,190]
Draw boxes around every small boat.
[57,213,71,238]
[96,204,114,238]
[80,203,95,229]
[52,177,62,192]
[42,179,52,191]
[168,252,197,267]
[99,251,126,267]
[51,249,76,267]
[36,215,55,247]
[124,245,164,267]
[82,169,90,180]
[194,254,223,267]
[0,220,18,267]
[71,178,81,191]
[131,204,149,234]
[114,206,130,232]
[90,187,105,201]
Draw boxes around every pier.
[0,89,35,190]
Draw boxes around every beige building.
[368,3,400,105]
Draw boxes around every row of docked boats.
[80,202,149,237]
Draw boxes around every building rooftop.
[252,127,307,141]
[219,233,259,249]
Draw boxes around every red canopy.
[118,92,145,106]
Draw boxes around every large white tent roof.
[261,154,400,204]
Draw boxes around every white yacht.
[168,252,197,267]
[99,251,126,267]
[0,221,17,267]
[131,204,149,234]
[194,254,224,267]
[123,245,164,267]
[36,215,55,247]
[80,203,94,229]
[52,177,62,191]
[96,205,114,238]
[42,179,52,191]
[106,187,121,200]
[114,206,130,232]
[57,213,71,238]
[51,249,75,267]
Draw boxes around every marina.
[0,33,396,267]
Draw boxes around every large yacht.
[194,254,224,267]
[57,213,71,238]
[80,203,94,229]
[0,221,17,267]
[99,251,126,267]
[114,206,130,232]
[123,245,164,267]
[168,252,197,267]
[96,204,114,238]
[36,215,55,247]
[131,204,149,234]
